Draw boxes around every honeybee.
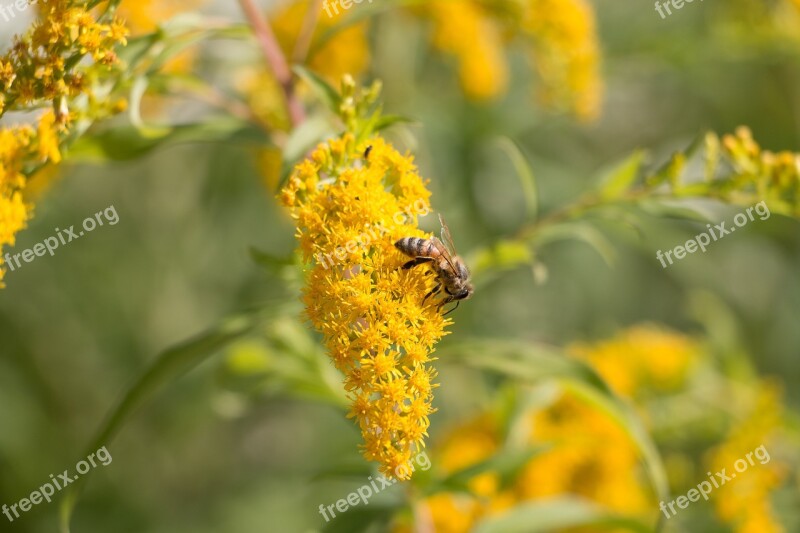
[395,214,474,315]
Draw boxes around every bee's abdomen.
[395,237,434,257]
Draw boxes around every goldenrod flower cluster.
[523,0,603,121]
[405,327,682,531]
[0,0,128,286]
[272,0,370,84]
[0,0,127,115]
[570,325,698,397]
[280,134,450,479]
[411,326,700,532]
[423,0,602,119]
[707,384,787,533]
[719,126,800,216]
[0,126,34,286]
[415,399,652,532]
[242,0,370,133]
[263,0,602,119]
[410,325,793,531]
[427,1,508,101]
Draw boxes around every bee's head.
[461,282,474,300]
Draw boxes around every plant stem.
[237,0,305,127]
[293,0,323,64]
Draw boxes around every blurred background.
[0,0,798,532]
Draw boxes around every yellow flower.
[0,0,129,287]
[520,394,651,513]
[418,391,651,532]
[271,0,370,83]
[719,126,800,216]
[523,0,603,121]
[0,191,31,287]
[419,0,602,118]
[280,134,450,479]
[117,0,203,34]
[417,326,701,531]
[116,0,203,75]
[427,1,509,101]
[707,383,787,533]
[0,124,35,285]
[2,1,127,110]
[36,110,62,164]
[570,325,699,398]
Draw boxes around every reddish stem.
[237,0,305,127]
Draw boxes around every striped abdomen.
[394,237,439,258]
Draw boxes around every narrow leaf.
[293,65,342,113]
[442,339,670,520]
[59,310,268,532]
[473,497,652,533]
[495,137,538,220]
[598,150,646,200]
[534,222,617,267]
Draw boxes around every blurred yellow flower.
[707,383,787,533]
[419,391,652,532]
[720,126,800,216]
[416,325,702,531]
[117,0,203,34]
[428,1,509,101]
[271,0,370,83]
[36,110,62,164]
[420,0,602,118]
[570,325,699,397]
[522,394,652,512]
[0,126,34,287]
[117,0,204,76]
[523,0,603,121]
[280,134,451,479]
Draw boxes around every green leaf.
[293,65,342,113]
[249,247,297,274]
[534,222,617,267]
[68,118,269,162]
[373,114,416,132]
[495,137,539,220]
[432,446,547,495]
[116,32,162,66]
[128,76,171,137]
[637,197,727,222]
[443,340,613,394]
[473,497,652,533]
[321,504,398,533]
[597,150,646,200]
[470,240,533,284]
[442,339,670,523]
[59,310,270,533]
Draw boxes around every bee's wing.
[438,214,459,257]
[431,237,458,272]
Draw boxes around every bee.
[395,214,474,315]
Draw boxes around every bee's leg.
[423,283,442,303]
[442,300,461,316]
[436,294,453,313]
[402,257,434,270]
